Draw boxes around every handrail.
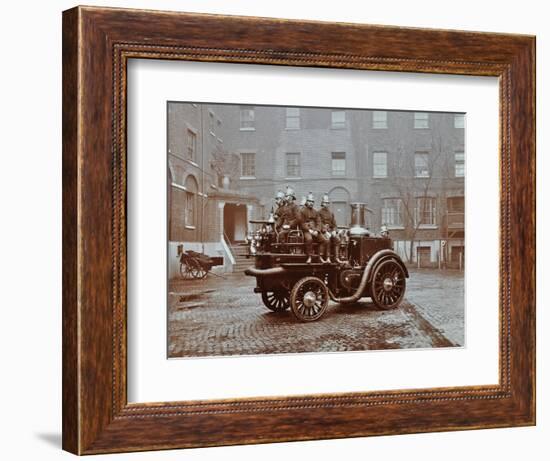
[221,233,236,265]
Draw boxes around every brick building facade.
[167,102,262,278]
[167,102,465,278]
[356,109,466,268]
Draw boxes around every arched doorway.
[329,187,350,227]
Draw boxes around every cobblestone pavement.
[405,268,465,346]
[168,267,464,358]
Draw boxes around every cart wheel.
[261,290,290,312]
[290,276,329,322]
[371,259,406,310]
[179,261,194,279]
[190,264,208,279]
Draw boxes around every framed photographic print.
[62,5,535,455]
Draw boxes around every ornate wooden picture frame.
[62,6,535,454]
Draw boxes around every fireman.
[319,194,343,263]
[276,186,300,243]
[300,192,328,263]
[273,190,285,221]
[299,195,307,212]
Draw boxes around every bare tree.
[387,124,447,263]
[210,145,240,188]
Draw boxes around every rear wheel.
[371,259,406,310]
[261,290,290,312]
[290,276,329,322]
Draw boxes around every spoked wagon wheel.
[290,276,329,322]
[179,260,194,279]
[371,259,406,310]
[261,290,290,312]
[189,259,208,279]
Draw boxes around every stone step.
[229,244,250,266]
[233,261,251,267]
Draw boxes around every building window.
[414,152,430,178]
[186,129,196,160]
[286,152,301,178]
[183,175,198,228]
[240,152,256,178]
[455,151,465,177]
[240,107,255,130]
[414,112,429,129]
[415,197,437,227]
[373,152,388,178]
[448,196,465,213]
[331,152,346,176]
[185,191,195,227]
[454,114,465,129]
[285,108,300,129]
[447,196,465,231]
[331,110,346,129]
[382,198,403,227]
[372,111,388,129]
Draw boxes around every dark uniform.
[276,201,300,243]
[318,207,337,232]
[273,191,285,221]
[319,206,341,261]
[273,203,283,222]
[299,206,328,259]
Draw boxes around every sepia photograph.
[167,102,465,358]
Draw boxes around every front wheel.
[371,259,406,310]
[290,276,329,322]
[190,261,208,279]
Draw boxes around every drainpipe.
[200,105,206,253]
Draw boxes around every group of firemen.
[273,186,343,264]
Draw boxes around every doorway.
[331,201,349,227]
[329,187,350,227]
[223,203,247,243]
[417,246,432,268]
